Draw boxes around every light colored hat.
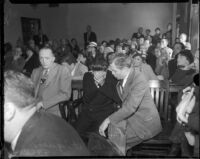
[88,41,97,48]
[104,47,114,54]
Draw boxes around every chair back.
[149,80,170,122]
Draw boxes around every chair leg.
[59,103,67,121]
[66,101,77,124]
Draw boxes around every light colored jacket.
[31,63,72,110]
[109,69,162,141]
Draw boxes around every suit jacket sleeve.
[43,66,72,108]
[144,64,158,80]
[31,68,38,89]
[109,74,148,124]
[93,32,97,42]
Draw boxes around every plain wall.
[66,3,173,48]
[4,0,52,47]
[4,2,173,48]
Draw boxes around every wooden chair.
[59,80,83,124]
[130,80,174,157]
[149,80,170,123]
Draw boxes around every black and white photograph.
[2,0,199,158]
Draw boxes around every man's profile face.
[39,49,55,69]
[109,63,124,80]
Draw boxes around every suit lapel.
[34,68,44,98]
[122,69,135,99]
[44,63,58,87]
[116,82,123,101]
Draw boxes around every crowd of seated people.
[3,23,198,157]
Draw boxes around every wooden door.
[21,17,41,45]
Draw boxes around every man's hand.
[36,101,44,111]
[99,118,110,137]
[185,132,195,146]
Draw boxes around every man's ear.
[4,102,16,121]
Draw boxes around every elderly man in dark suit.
[31,47,71,116]
[84,25,97,49]
[99,53,162,155]
[4,70,89,157]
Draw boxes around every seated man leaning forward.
[4,70,89,157]
[99,53,162,154]
[31,47,72,116]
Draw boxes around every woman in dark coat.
[74,56,121,141]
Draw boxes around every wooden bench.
[130,80,175,157]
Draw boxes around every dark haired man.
[168,42,185,78]
[132,27,145,40]
[170,50,196,86]
[84,25,97,49]
[31,47,72,117]
[4,70,89,157]
[152,27,161,46]
[33,28,49,49]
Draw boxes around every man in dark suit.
[4,70,89,157]
[131,27,145,40]
[33,28,49,49]
[99,53,162,155]
[84,25,97,49]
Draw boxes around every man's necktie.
[119,80,123,95]
[40,69,49,84]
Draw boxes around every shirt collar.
[11,130,22,151]
[122,70,131,87]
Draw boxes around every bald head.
[39,47,55,69]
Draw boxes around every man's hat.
[88,42,97,48]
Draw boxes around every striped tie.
[119,80,123,95]
[41,69,49,84]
